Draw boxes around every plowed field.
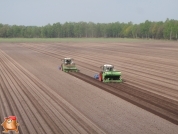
[0,40,178,134]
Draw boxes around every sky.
[1,0,178,26]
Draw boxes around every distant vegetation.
[0,19,178,40]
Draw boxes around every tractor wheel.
[99,73,103,82]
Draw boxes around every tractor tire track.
[68,72,178,125]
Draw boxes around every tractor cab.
[62,58,74,65]
[101,64,114,72]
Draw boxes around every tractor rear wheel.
[99,73,103,82]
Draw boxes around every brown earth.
[0,40,178,134]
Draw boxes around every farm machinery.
[94,64,122,83]
[60,58,79,72]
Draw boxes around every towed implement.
[60,58,79,72]
[94,64,122,83]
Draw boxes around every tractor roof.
[103,64,113,67]
[64,58,72,60]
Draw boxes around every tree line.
[0,19,178,40]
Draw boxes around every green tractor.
[94,64,122,83]
[59,58,79,72]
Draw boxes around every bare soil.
[0,41,178,134]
